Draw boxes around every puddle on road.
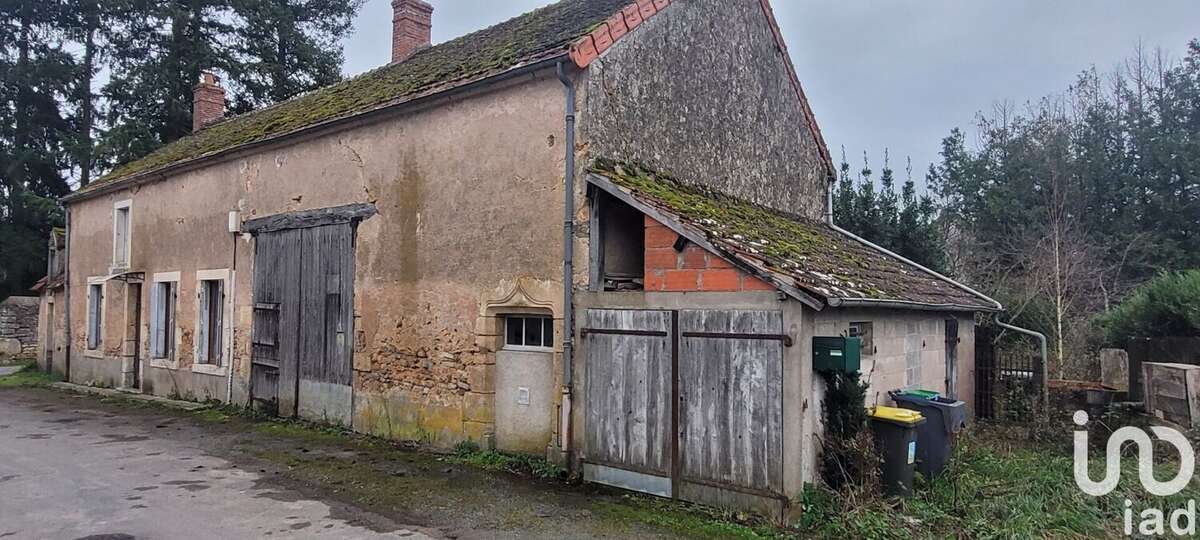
[162,480,210,492]
[94,434,150,445]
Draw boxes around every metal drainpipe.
[226,231,238,404]
[556,61,576,455]
[824,174,835,225]
[63,205,72,381]
[996,319,1049,414]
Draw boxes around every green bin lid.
[901,389,940,400]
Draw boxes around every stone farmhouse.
[41,0,1001,518]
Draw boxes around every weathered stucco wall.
[811,309,975,408]
[37,290,67,375]
[581,0,829,219]
[63,70,572,447]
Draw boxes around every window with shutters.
[86,281,104,351]
[194,269,229,372]
[149,273,179,361]
[112,200,132,268]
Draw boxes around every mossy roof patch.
[590,159,994,309]
[81,0,629,193]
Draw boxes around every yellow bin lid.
[870,406,925,425]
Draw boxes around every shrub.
[819,371,877,491]
[1098,270,1200,345]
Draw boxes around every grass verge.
[0,362,62,388]
[795,422,1200,539]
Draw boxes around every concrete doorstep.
[49,382,210,411]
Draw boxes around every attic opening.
[589,188,644,291]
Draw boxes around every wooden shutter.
[197,282,209,363]
[150,283,164,358]
[114,209,128,265]
[87,286,100,349]
[166,283,176,358]
[213,280,225,366]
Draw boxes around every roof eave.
[62,54,570,205]
[587,172,826,310]
[826,296,1001,313]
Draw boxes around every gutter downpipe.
[556,61,576,458]
[996,319,1049,414]
[226,231,237,404]
[63,204,72,382]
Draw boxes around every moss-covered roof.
[590,159,996,310]
[79,0,629,194]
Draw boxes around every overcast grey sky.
[343,1,1200,183]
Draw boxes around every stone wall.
[0,296,39,359]
[583,0,830,220]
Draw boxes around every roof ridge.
[75,0,628,196]
[569,0,674,68]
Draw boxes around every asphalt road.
[0,389,433,540]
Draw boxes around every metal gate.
[250,223,355,424]
[975,325,1041,420]
[582,308,785,499]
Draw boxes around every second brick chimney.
[193,71,226,132]
[392,0,433,64]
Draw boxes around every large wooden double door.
[581,308,786,500]
[249,222,354,425]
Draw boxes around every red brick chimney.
[392,0,433,64]
[193,71,226,132]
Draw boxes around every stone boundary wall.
[0,296,39,359]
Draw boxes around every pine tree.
[832,150,948,273]
[226,0,363,113]
[0,0,73,299]
[101,0,235,166]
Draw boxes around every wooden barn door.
[678,310,785,497]
[296,223,355,425]
[582,308,785,500]
[582,309,674,497]
[250,223,354,424]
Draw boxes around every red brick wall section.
[643,216,776,292]
[192,72,225,132]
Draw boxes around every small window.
[87,283,103,350]
[504,316,554,350]
[113,201,131,267]
[197,278,225,366]
[150,280,178,359]
[849,321,874,356]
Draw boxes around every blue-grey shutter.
[167,283,176,358]
[198,283,209,363]
[214,280,225,366]
[150,283,163,357]
[87,287,100,349]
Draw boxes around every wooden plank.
[242,203,377,234]
[583,309,672,477]
[679,310,784,494]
